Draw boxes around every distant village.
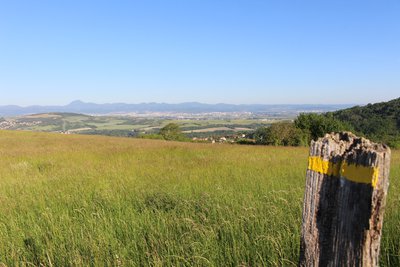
[191,133,249,144]
[0,119,42,130]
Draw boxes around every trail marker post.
[299,132,391,266]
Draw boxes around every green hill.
[328,97,400,147]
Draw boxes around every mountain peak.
[67,100,86,106]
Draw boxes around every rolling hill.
[328,97,400,146]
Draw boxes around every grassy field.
[0,130,398,266]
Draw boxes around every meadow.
[0,130,398,266]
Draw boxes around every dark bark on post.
[299,132,391,267]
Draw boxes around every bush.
[254,123,308,146]
[159,123,187,141]
[138,133,164,140]
[295,113,353,141]
[236,139,255,145]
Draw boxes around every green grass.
[0,130,398,266]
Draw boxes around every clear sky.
[0,0,399,106]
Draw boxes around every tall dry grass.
[0,130,398,266]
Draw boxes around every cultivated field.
[0,113,275,137]
[0,130,398,266]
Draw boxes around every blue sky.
[0,0,399,106]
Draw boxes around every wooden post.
[299,132,391,266]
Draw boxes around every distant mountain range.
[0,100,353,117]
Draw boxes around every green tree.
[254,126,270,145]
[295,113,352,141]
[254,123,308,146]
[159,123,185,141]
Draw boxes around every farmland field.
[0,130,398,266]
[0,113,277,137]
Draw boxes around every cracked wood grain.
[299,132,391,267]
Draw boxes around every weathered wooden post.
[299,132,391,266]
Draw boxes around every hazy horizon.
[0,99,367,108]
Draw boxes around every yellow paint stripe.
[308,156,339,176]
[308,156,379,187]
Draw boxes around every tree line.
[253,97,400,148]
[252,113,352,147]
